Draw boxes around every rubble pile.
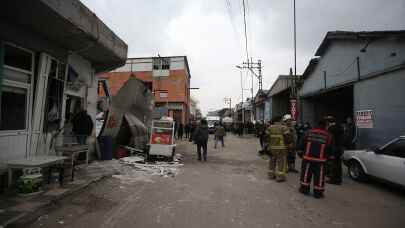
[118,154,183,178]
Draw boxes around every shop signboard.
[356,110,374,128]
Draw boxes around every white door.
[0,43,34,162]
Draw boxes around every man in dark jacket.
[72,109,94,144]
[326,116,345,185]
[193,119,209,161]
[344,117,356,150]
[185,123,191,139]
[189,122,196,141]
[177,123,184,140]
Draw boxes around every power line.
[328,58,357,77]
[224,0,239,41]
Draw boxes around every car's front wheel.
[348,160,366,181]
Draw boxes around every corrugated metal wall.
[354,69,405,148]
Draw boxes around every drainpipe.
[356,56,361,81]
[323,71,327,89]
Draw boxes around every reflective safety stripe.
[269,133,287,150]
[319,164,324,187]
[303,162,310,184]
[303,156,327,162]
[305,142,312,157]
[319,143,326,160]
[270,146,288,150]
[314,186,324,190]
[300,182,310,186]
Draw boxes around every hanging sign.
[290,99,298,121]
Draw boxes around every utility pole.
[240,70,244,124]
[237,59,263,122]
[238,59,263,91]
[293,0,297,97]
[290,0,299,121]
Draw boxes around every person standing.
[284,115,298,173]
[193,119,209,161]
[258,121,266,151]
[298,119,333,198]
[178,123,184,140]
[267,116,292,182]
[174,121,179,139]
[72,109,94,145]
[238,122,244,136]
[185,123,190,139]
[344,117,357,150]
[326,116,344,185]
[214,123,226,149]
[189,121,196,141]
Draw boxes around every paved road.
[26,135,405,228]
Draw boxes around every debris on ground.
[100,154,185,184]
[119,155,183,178]
[120,156,145,164]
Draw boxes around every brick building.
[100,56,191,124]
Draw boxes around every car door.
[366,139,405,186]
[377,139,405,186]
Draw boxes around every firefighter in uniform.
[267,115,293,182]
[298,119,333,198]
[284,115,298,173]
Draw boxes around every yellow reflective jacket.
[267,122,290,150]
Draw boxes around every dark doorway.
[306,85,353,124]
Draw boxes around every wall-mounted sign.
[356,110,374,128]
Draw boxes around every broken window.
[43,60,66,132]
[0,86,27,130]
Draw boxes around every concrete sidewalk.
[0,160,119,227]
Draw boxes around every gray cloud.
[82,0,405,114]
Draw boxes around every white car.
[343,136,405,187]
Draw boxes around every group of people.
[262,114,356,199]
[188,119,227,162]
[186,114,357,199]
[174,122,196,140]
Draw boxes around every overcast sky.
[82,0,405,115]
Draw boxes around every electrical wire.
[225,0,239,41]
[328,58,357,77]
